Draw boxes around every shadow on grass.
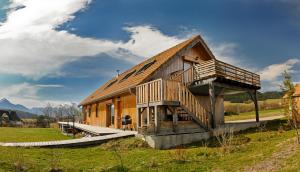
[102,165,129,172]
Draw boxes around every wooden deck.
[170,59,260,88]
[58,122,132,135]
[0,123,137,148]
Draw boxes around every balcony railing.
[170,60,260,87]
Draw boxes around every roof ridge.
[80,35,201,105]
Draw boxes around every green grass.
[0,127,71,142]
[0,120,298,171]
[225,108,284,121]
[280,147,300,172]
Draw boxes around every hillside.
[224,91,284,103]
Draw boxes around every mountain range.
[0,98,43,118]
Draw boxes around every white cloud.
[0,82,67,108]
[0,0,255,106]
[259,58,300,81]
[0,0,242,79]
[258,58,300,91]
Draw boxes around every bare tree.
[281,71,300,144]
[65,103,82,138]
[42,103,53,127]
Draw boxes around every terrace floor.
[0,123,137,148]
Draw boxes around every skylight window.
[105,79,118,89]
[135,60,156,75]
[119,70,136,82]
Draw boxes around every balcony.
[171,59,261,88]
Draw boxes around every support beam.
[248,90,260,122]
[173,111,178,132]
[254,90,259,122]
[154,105,159,134]
[147,106,150,125]
[136,108,140,128]
[209,82,216,129]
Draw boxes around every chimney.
[116,70,120,78]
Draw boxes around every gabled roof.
[80,35,215,106]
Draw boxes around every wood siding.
[83,94,137,130]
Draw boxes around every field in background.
[0,119,300,171]
[225,108,283,121]
[0,127,70,142]
[224,99,283,121]
[224,99,282,114]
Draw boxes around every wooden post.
[254,90,259,122]
[173,109,178,132]
[209,82,216,129]
[136,108,140,128]
[147,106,150,125]
[154,105,159,134]
[248,90,259,122]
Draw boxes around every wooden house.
[80,35,260,147]
[293,84,300,120]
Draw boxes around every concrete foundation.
[138,132,211,149]
[139,121,264,149]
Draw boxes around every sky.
[0,0,299,108]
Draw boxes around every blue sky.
[0,0,299,107]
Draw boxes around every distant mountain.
[0,98,29,112]
[0,98,43,118]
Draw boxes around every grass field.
[0,119,299,171]
[225,108,283,121]
[0,127,71,142]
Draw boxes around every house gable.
[80,35,215,106]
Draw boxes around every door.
[106,104,115,127]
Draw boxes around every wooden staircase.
[176,82,210,130]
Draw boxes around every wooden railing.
[170,60,260,87]
[136,79,180,104]
[169,67,194,86]
[178,82,210,129]
[136,79,162,105]
[136,79,210,129]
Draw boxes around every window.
[119,70,136,82]
[88,108,91,117]
[95,104,99,117]
[135,60,156,75]
[105,79,118,89]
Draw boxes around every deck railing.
[170,60,260,87]
[136,79,180,105]
[136,79,210,129]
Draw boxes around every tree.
[281,71,300,143]
[42,103,53,127]
[65,103,82,138]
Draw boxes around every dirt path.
[244,138,299,172]
[227,115,285,123]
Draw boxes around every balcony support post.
[154,105,159,134]
[209,82,216,129]
[248,90,259,122]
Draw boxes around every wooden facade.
[80,35,261,134]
